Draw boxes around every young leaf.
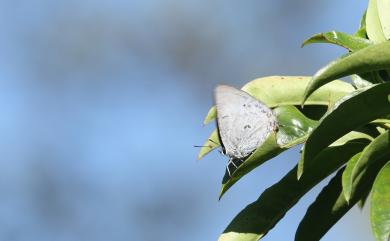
[203,106,217,125]
[301,31,371,51]
[370,161,390,241]
[302,82,390,175]
[218,141,368,241]
[302,41,390,103]
[197,129,220,160]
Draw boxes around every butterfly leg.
[226,158,237,177]
[226,165,232,177]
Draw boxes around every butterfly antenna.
[193,145,212,148]
[208,139,219,145]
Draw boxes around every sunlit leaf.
[301,31,371,51]
[370,161,390,241]
[351,74,374,89]
[377,0,390,40]
[302,41,390,102]
[203,76,354,125]
[366,0,387,42]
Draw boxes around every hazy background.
[0,0,375,241]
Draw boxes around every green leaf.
[218,141,368,241]
[371,119,390,129]
[344,130,390,202]
[377,0,390,40]
[302,41,390,103]
[203,76,354,125]
[342,152,362,201]
[298,130,372,179]
[295,167,372,241]
[197,129,220,160]
[370,161,390,241]
[366,0,387,42]
[355,10,367,38]
[351,74,374,89]
[301,31,371,51]
[203,106,217,126]
[274,106,318,148]
[219,106,317,198]
[302,83,390,175]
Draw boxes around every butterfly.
[214,85,278,176]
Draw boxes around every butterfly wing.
[214,85,277,159]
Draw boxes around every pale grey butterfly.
[214,85,278,176]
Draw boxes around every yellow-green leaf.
[303,42,390,103]
[203,76,353,125]
[366,0,387,42]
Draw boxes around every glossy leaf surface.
[302,83,390,176]
[370,161,390,241]
[302,31,371,51]
[343,130,390,201]
[303,41,390,102]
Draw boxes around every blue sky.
[0,0,375,240]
